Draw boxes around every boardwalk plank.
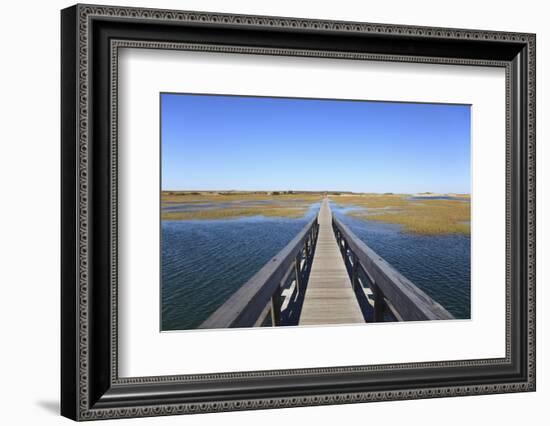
[299,199,365,325]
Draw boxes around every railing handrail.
[199,216,318,329]
[332,217,454,321]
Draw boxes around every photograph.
[160,93,471,331]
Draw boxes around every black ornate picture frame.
[61,4,536,421]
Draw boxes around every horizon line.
[161,189,471,194]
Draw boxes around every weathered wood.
[254,301,272,327]
[372,284,386,322]
[294,256,301,294]
[280,261,296,291]
[351,253,359,290]
[332,217,454,321]
[299,200,364,325]
[199,217,318,329]
[270,291,282,326]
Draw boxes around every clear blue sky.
[161,93,471,194]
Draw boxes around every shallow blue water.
[163,199,312,212]
[161,202,470,330]
[161,204,319,330]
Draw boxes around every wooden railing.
[199,217,319,329]
[332,217,454,321]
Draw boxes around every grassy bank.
[330,194,470,235]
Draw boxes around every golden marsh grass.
[329,194,470,235]
[162,206,309,220]
[161,191,321,220]
[161,192,470,234]
[162,191,322,204]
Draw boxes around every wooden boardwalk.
[299,199,365,325]
[200,197,452,330]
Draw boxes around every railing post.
[372,285,385,322]
[315,222,318,244]
[295,253,302,294]
[344,241,351,270]
[351,252,359,290]
[270,288,282,326]
[311,222,318,254]
[309,229,314,258]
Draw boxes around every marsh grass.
[330,194,470,235]
[160,192,471,232]
[161,192,320,220]
[162,206,309,220]
[162,191,322,204]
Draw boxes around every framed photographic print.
[61,4,536,421]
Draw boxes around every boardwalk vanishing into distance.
[200,197,453,330]
[299,200,363,325]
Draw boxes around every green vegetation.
[329,194,470,235]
